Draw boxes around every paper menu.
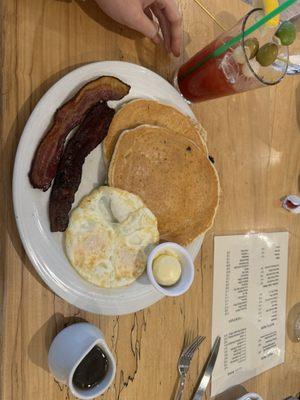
[211,232,289,397]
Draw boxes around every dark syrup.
[72,346,109,390]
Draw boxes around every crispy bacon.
[49,102,115,232]
[29,76,130,191]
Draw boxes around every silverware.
[192,336,221,400]
[174,335,206,400]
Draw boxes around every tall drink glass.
[175,9,289,102]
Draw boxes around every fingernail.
[172,46,180,57]
[152,34,160,45]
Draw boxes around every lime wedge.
[275,21,297,45]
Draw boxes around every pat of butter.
[152,254,182,286]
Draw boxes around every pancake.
[102,99,207,164]
[65,186,159,288]
[108,126,219,245]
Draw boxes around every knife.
[192,336,221,400]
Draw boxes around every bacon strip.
[29,76,130,191]
[49,102,115,232]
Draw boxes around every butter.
[152,253,182,286]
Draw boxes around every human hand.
[95,0,182,56]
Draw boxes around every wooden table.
[1,0,300,399]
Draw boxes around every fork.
[174,335,205,400]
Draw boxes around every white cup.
[48,322,116,399]
[147,242,195,297]
[237,394,263,400]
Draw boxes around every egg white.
[65,186,159,288]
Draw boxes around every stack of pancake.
[104,99,220,246]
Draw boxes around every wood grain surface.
[1,0,300,399]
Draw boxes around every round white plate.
[13,61,204,315]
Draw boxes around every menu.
[211,232,289,397]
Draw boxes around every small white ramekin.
[147,242,194,297]
[237,394,263,400]
[48,323,116,399]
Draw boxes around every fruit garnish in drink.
[245,38,260,58]
[256,42,279,66]
[232,38,259,64]
[262,0,280,27]
[275,21,296,45]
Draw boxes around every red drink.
[177,39,239,102]
[175,9,289,103]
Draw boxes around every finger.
[151,5,171,53]
[144,6,161,44]
[144,6,153,20]
[155,0,182,56]
[129,8,160,44]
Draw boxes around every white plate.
[13,61,204,315]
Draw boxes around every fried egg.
[65,186,159,288]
